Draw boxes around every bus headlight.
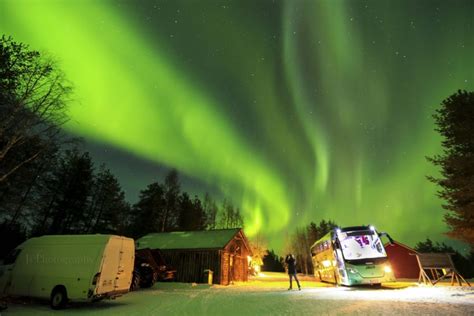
[384,265,392,273]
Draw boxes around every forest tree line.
[2,34,474,275]
[0,145,244,258]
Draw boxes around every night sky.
[1,0,473,250]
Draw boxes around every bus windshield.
[337,230,387,260]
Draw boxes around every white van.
[0,234,134,309]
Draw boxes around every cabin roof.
[136,228,245,250]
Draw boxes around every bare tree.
[203,192,218,230]
[0,36,71,183]
[249,233,268,269]
[217,199,244,229]
[291,228,311,275]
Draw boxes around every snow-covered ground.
[3,273,473,315]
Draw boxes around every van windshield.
[337,231,387,260]
[3,249,21,265]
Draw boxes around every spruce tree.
[162,169,180,231]
[86,165,130,234]
[429,90,474,248]
[130,182,165,237]
[32,149,93,234]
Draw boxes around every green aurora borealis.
[1,0,473,250]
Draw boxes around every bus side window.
[375,241,383,253]
[3,249,21,265]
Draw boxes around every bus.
[310,225,395,286]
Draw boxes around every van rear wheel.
[50,286,67,310]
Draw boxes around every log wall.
[161,249,221,284]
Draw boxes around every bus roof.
[340,226,371,232]
[309,226,374,250]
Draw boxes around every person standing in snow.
[285,254,301,290]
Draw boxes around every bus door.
[333,240,346,284]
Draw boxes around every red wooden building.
[385,241,420,279]
[136,228,251,285]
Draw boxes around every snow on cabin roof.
[136,228,243,250]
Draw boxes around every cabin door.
[229,254,234,284]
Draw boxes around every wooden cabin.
[384,241,420,279]
[136,228,252,285]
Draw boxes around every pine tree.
[429,90,474,248]
[129,182,165,237]
[177,192,193,230]
[86,165,130,234]
[177,193,206,231]
[306,219,338,245]
[262,249,285,272]
[162,169,180,231]
[32,149,93,235]
[191,195,206,230]
[48,149,93,234]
